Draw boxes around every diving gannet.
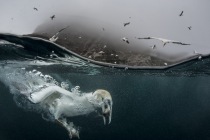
[28,86,113,139]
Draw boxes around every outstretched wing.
[137,37,152,39]
[171,41,191,45]
[29,85,73,103]
[58,26,70,33]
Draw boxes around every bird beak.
[102,101,112,125]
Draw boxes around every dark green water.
[2,72,210,140]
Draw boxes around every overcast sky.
[0,0,210,61]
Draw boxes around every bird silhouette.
[124,22,130,27]
[179,11,184,16]
[151,45,156,50]
[137,37,190,47]
[33,7,38,11]
[194,50,199,54]
[122,37,129,44]
[50,15,55,20]
[188,26,192,30]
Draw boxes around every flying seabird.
[124,22,130,27]
[49,26,70,42]
[137,37,190,47]
[33,7,38,11]
[151,45,156,49]
[188,26,192,30]
[194,50,199,54]
[102,28,105,31]
[179,11,184,16]
[164,63,168,66]
[122,37,129,44]
[98,51,105,54]
[50,15,55,20]
[194,50,202,60]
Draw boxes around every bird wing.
[29,86,74,104]
[137,37,151,39]
[179,11,183,16]
[58,26,70,33]
[171,41,190,45]
[124,22,130,26]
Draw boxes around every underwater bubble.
[61,82,69,90]
[71,86,81,96]
[34,71,42,76]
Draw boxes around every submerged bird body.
[28,86,113,139]
[151,45,156,49]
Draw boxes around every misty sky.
[0,0,210,61]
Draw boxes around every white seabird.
[49,26,70,42]
[137,37,190,47]
[151,45,156,50]
[194,50,202,60]
[122,37,129,44]
[28,86,113,139]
